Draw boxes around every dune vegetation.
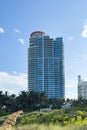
[12,124,87,130]
[1,108,87,130]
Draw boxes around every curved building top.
[30,31,45,38]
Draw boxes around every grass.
[12,124,87,130]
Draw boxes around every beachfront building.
[28,31,65,98]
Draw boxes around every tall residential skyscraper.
[78,75,87,99]
[28,31,65,98]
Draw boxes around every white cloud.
[65,53,87,99]
[82,20,87,38]
[0,27,4,33]
[14,28,20,33]
[65,79,77,99]
[18,38,25,44]
[0,72,27,95]
[67,36,74,41]
[12,71,18,75]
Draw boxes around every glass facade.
[28,31,65,98]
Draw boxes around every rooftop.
[30,31,45,38]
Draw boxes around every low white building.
[78,75,87,99]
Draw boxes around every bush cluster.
[17,108,87,126]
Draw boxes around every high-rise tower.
[78,75,87,99]
[28,31,65,98]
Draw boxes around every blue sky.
[0,0,87,99]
